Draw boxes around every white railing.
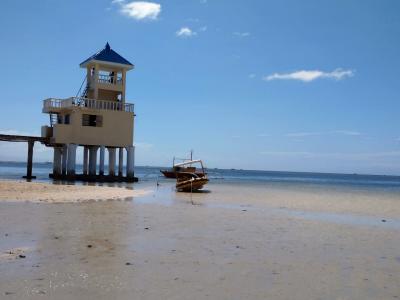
[43,97,134,113]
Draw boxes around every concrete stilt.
[108,147,116,176]
[23,141,35,179]
[83,146,89,175]
[62,144,68,175]
[89,146,99,176]
[118,147,123,176]
[67,144,77,176]
[99,146,105,176]
[53,147,62,176]
[126,146,135,178]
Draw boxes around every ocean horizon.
[2,161,400,192]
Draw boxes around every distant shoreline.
[0,160,399,177]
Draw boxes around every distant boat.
[175,160,209,192]
[160,151,206,178]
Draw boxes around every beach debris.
[87,244,93,248]
[144,227,150,230]
[125,262,132,266]
[381,219,387,222]
[18,254,26,258]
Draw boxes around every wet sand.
[0,181,399,299]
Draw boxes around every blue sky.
[0,0,400,175]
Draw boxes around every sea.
[1,161,400,193]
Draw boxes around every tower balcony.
[88,74,124,92]
[42,97,134,114]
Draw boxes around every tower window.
[82,114,103,127]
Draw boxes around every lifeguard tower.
[41,43,137,182]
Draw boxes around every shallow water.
[2,161,400,191]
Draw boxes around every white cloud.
[234,32,250,37]
[286,130,362,138]
[119,1,161,20]
[176,27,196,37]
[0,129,40,136]
[112,0,125,3]
[187,18,200,22]
[286,132,321,137]
[332,130,361,136]
[259,151,400,160]
[264,68,354,82]
[135,142,153,149]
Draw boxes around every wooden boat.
[161,167,205,179]
[175,160,209,192]
[160,151,206,178]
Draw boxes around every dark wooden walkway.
[0,134,50,179]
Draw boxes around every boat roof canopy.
[174,160,203,167]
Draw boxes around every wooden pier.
[0,134,138,182]
[0,134,49,179]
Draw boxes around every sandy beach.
[0,180,399,299]
[0,180,150,203]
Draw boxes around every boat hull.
[160,170,207,179]
[176,178,209,192]
[160,170,177,178]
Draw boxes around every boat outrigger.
[175,160,209,192]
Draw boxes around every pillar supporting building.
[53,147,62,176]
[126,146,135,179]
[67,144,77,176]
[88,146,99,176]
[108,147,116,176]
[83,146,89,175]
[118,147,123,177]
[99,146,105,176]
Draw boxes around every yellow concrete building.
[41,43,136,181]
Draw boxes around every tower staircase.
[76,75,89,98]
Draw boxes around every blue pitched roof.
[80,43,133,67]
